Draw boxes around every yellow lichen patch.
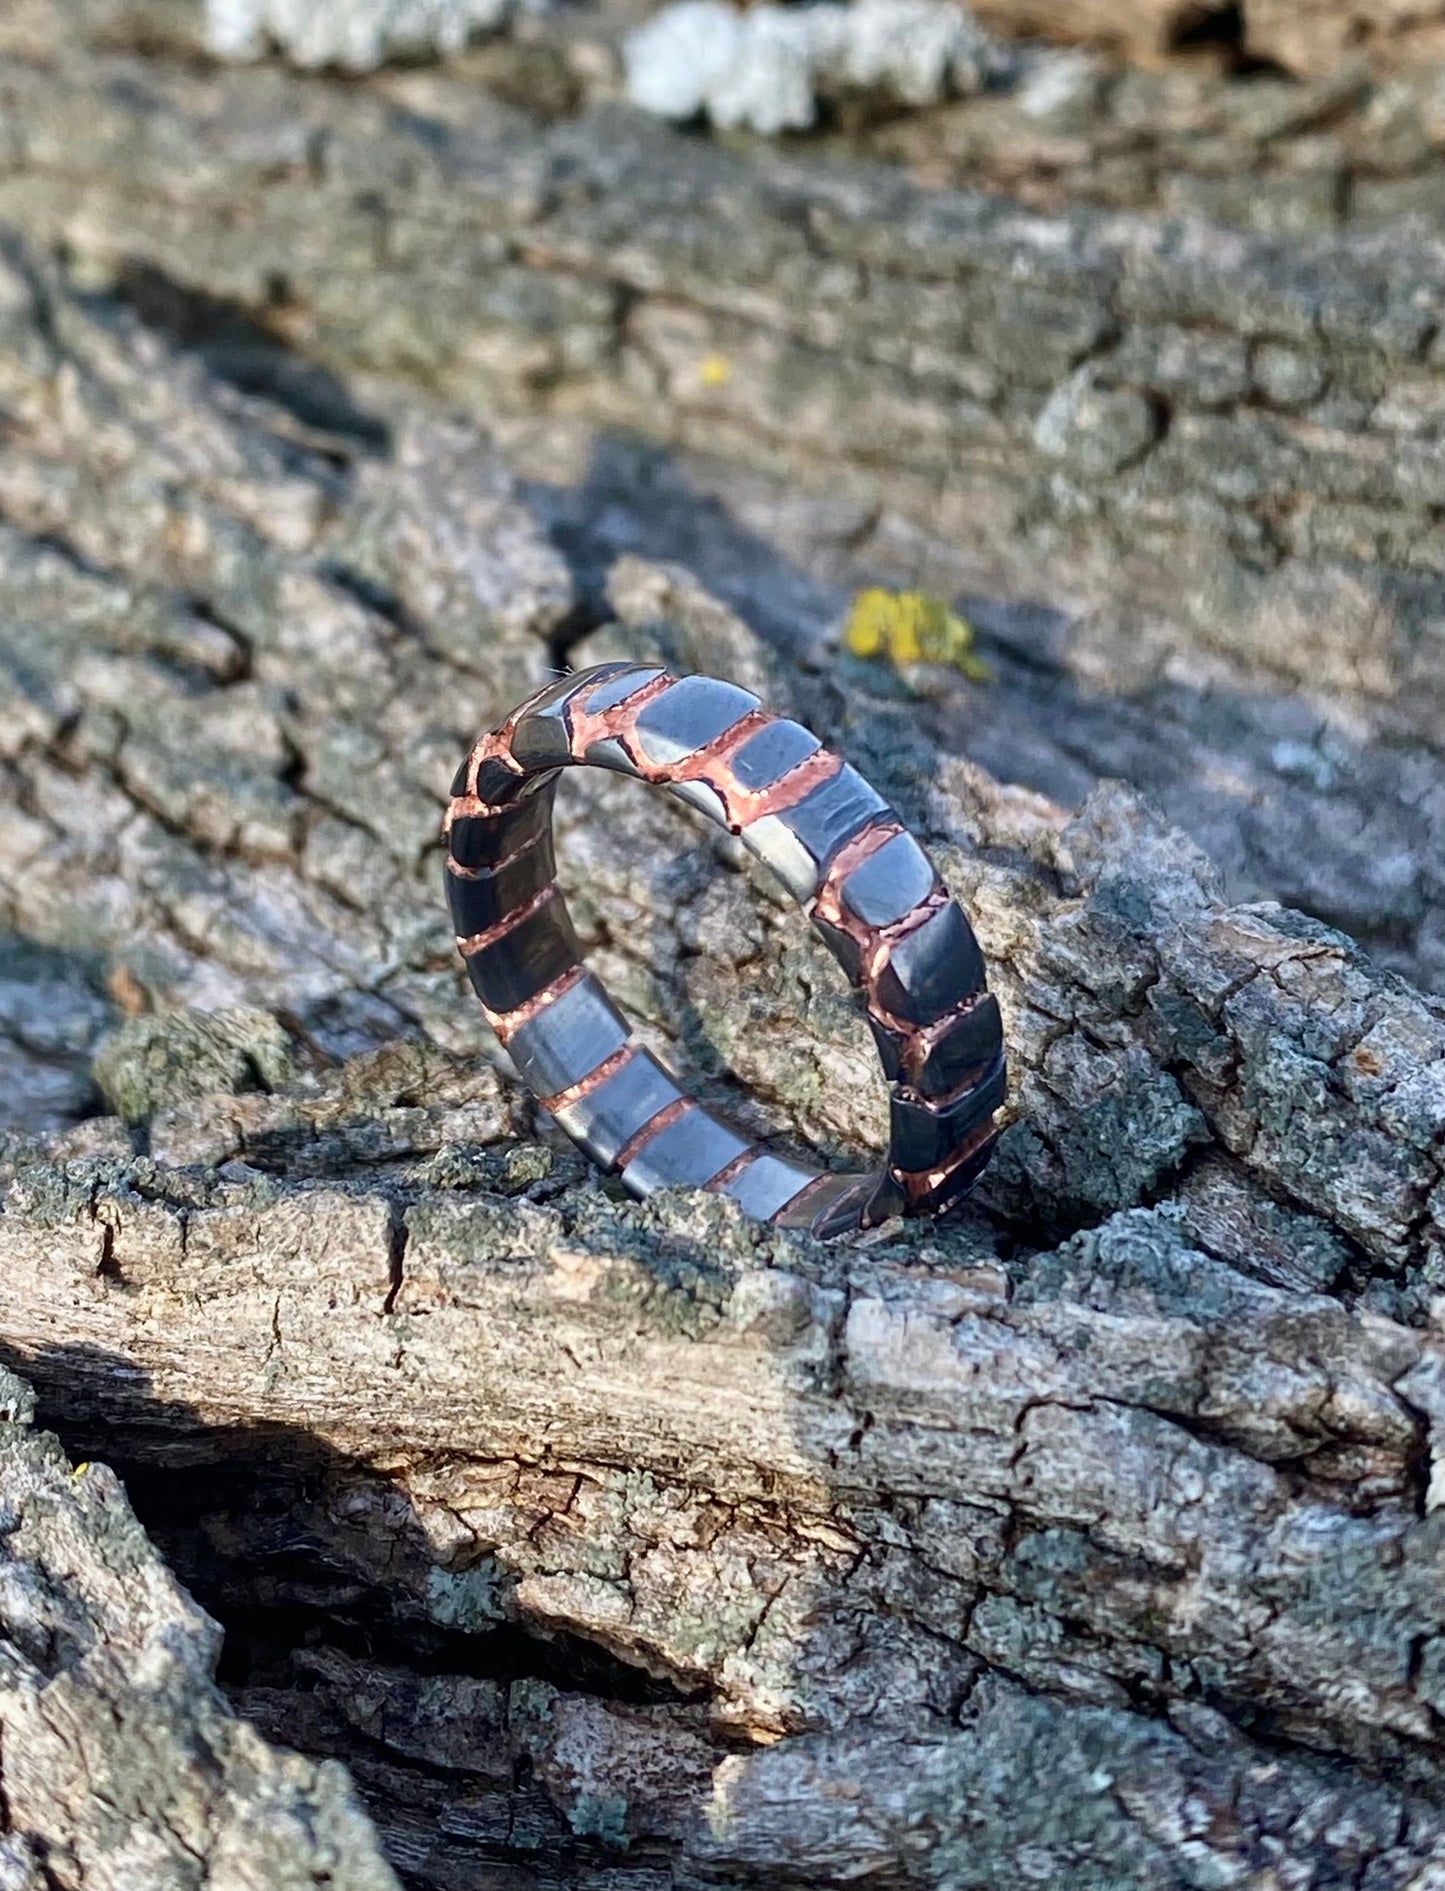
[843,588,991,682]
[698,352,733,389]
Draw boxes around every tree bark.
[0,1366,399,1890]
[0,20,1442,993]
[6,724,1445,1884]
[0,18,1443,1890]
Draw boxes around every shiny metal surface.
[551,1048,683,1170]
[581,665,666,715]
[445,835,555,938]
[621,1106,750,1195]
[632,676,759,767]
[506,972,630,1100]
[777,765,888,877]
[730,718,820,791]
[718,1153,817,1220]
[875,901,986,1025]
[889,1053,1007,1170]
[510,702,574,769]
[463,894,580,1014]
[668,777,731,827]
[740,812,823,902]
[584,735,644,777]
[448,664,1005,1234]
[841,831,936,928]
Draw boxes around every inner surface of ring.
[444,661,1005,1239]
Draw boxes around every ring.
[444,663,1006,1238]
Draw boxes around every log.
[2,32,1442,732]
[0,266,1444,1875]
[0,1364,399,1888]
[0,25,1442,1889]
[0,22,1442,997]
[6,731,1445,1884]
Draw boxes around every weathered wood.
[4,39,1444,735]
[0,20,1443,993]
[6,758,1445,1883]
[0,1365,399,1889]
[0,21,1442,1887]
[5,533,1445,1879]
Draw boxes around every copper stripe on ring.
[445,822,550,883]
[538,1041,640,1117]
[612,1094,695,1175]
[442,731,527,830]
[776,1172,832,1220]
[808,819,914,921]
[892,1118,999,1205]
[809,819,957,1002]
[771,1170,865,1228]
[709,741,843,832]
[569,686,848,836]
[565,671,676,765]
[651,711,845,831]
[702,1146,762,1196]
[481,962,590,1045]
[454,880,560,958]
[893,1054,1000,1113]
[879,986,998,1092]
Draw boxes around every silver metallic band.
[445,663,1005,1238]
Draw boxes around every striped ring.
[444,663,1006,1238]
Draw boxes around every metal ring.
[444,663,1006,1238]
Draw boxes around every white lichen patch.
[205,0,527,68]
[624,0,1008,134]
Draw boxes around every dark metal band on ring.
[444,662,1006,1239]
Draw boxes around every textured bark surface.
[1,268,1444,1877]
[3,9,1445,997]
[0,10,1444,1887]
[0,1364,399,1889]
[0,26,1444,992]
[6,713,1445,1885]
[847,58,1444,234]
[5,28,1445,735]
